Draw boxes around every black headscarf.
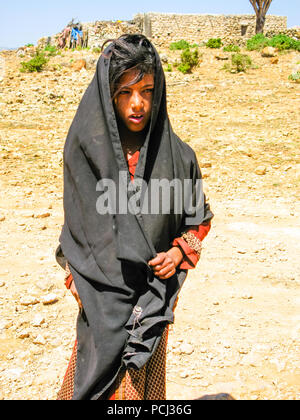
[56,37,213,400]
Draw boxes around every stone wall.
[266,26,300,40]
[135,13,287,45]
[86,19,142,49]
[39,13,289,49]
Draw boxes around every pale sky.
[1,0,299,49]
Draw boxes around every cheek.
[114,98,127,118]
[144,97,153,115]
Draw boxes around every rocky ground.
[0,43,299,400]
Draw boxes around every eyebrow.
[122,83,154,89]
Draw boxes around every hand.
[148,247,183,280]
[69,280,83,310]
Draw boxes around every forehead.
[119,70,154,88]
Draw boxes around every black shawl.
[56,40,213,400]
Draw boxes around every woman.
[56,34,213,400]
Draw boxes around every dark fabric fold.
[56,39,213,400]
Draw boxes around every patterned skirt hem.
[57,328,168,400]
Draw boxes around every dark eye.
[144,88,154,94]
[119,90,130,95]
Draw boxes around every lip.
[128,114,145,124]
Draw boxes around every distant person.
[55,34,213,400]
[70,25,83,49]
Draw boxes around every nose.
[131,91,143,111]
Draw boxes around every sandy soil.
[0,44,299,400]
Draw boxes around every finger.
[154,263,175,277]
[152,263,170,274]
[158,268,176,280]
[148,253,166,266]
[151,256,173,271]
[152,257,173,272]
[152,262,166,271]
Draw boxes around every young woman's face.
[114,70,154,133]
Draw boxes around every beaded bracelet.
[182,231,202,258]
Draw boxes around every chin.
[127,123,148,133]
[130,126,146,133]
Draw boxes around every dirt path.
[0,46,299,400]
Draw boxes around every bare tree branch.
[249,0,259,15]
[262,0,272,14]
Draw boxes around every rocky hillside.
[0,43,299,400]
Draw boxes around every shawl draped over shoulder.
[56,40,213,400]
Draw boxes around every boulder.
[16,49,25,58]
[215,53,229,61]
[85,55,97,70]
[41,293,59,305]
[160,53,169,63]
[72,59,87,72]
[261,47,277,57]
[255,166,267,175]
